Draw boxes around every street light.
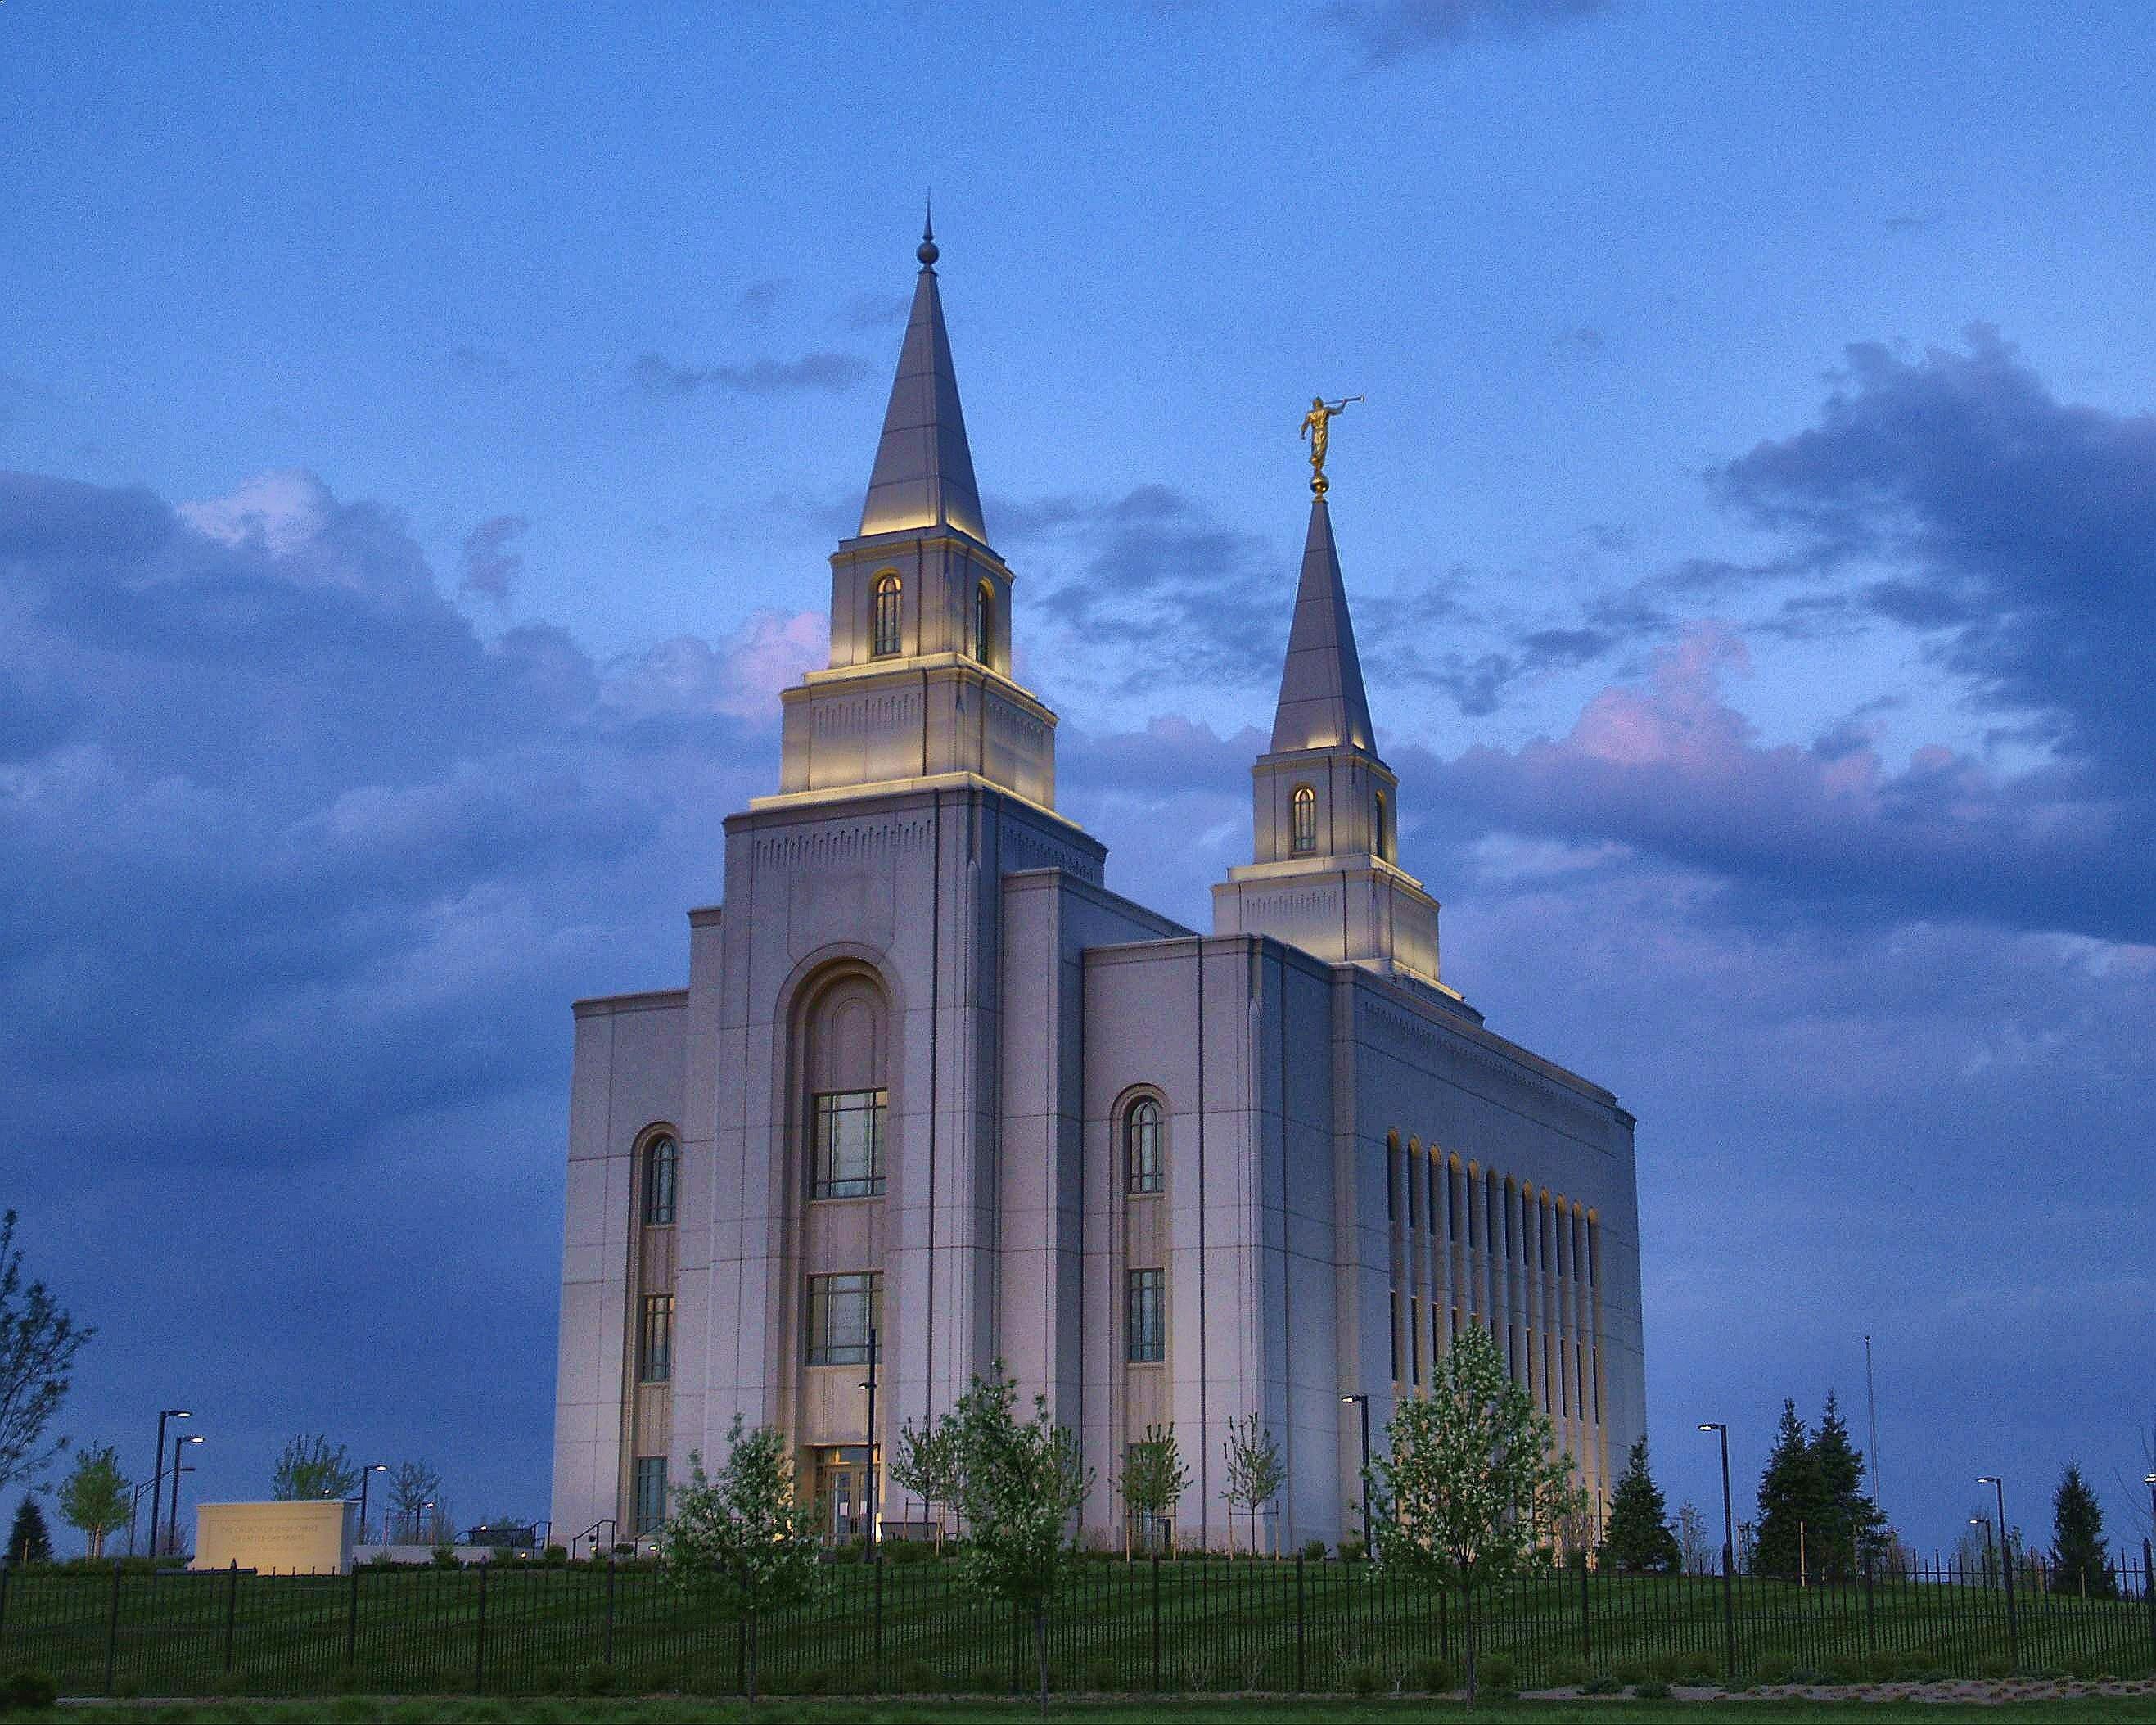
[1341,1394,1373,1556]
[1698,1424,1737,1678]
[415,1499,435,1544]
[2144,1473,2155,1539]
[1969,1514,1996,1578]
[357,1464,389,1544]
[148,1408,192,1559]
[168,1434,205,1560]
[1977,1475,2018,1672]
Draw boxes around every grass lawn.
[21,1698,2156,1723]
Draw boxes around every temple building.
[549,230,1645,1552]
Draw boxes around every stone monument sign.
[192,1500,355,1574]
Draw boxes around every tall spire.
[857,219,987,543]
[1270,495,1375,754]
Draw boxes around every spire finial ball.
[918,234,939,267]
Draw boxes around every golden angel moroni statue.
[1300,394,1364,494]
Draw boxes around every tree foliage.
[1753,1395,1885,1578]
[56,1444,129,1558]
[1675,1500,1715,1575]
[0,1210,93,1495]
[658,1416,824,1702]
[1366,1323,1584,1700]
[387,1459,444,1541]
[2050,1461,2116,1597]
[1601,1435,1680,1573]
[941,1361,1094,1712]
[1222,1411,1287,1556]
[272,1434,359,1502]
[8,1493,53,1564]
[1121,1423,1189,1552]
[888,1416,959,1547]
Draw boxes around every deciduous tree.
[0,1211,92,1494]
[1121,1423,1189,1554]
[1366,1323,1585,1702]
[387,1459,444,1542]
[272,1434,359,1502]
[1222,1411,1286,1556]
[658,1416,824,1702]
[888,1416,958,1550]
[56,1444,129,1558]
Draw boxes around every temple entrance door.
[816,1447,871,1544]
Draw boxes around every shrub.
[895,1658,936,1694]
[431,1546,462,1569]
[1980,1655,2014,1682]
[1826,1654,1867,1683]
[1635,1678,1671,1699]
[574,1662,614,1696]
[792,1665,832,1695]
[1549,1657,1594,1688]
[1865,1652,1910,1682]
[543,1544,568,1565]
[1612,1659,1649,1686]
[1754,1655,1797,1686]
[1584,1676,1623,1696]
[1673,1652,1721,1687]
[1410,1655,1458,1693]
[1081,1659,1120,1693]
[327,1664,363,1694]
[1337,1537,1366,1563]
[1301,1539,1328,1562]
[885,1538,937,1564]
[1345,1660,1381,1696]
[1477,1655,1520,1697]
[0,1669,58,1711]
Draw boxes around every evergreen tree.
[8,1493,53,1563]
[2049,1461,2117,1598]
[1807,1393,1885,1577]
[1601,1435,1680,1572]
[1752,1399,1824,1578]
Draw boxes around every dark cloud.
[734,278,792,318]
[1882,214,1933,233]
[1552,325,1608,358]
[631,351,869,397]
[458,513,527,604]
[1320,0,1611,64]
[843,291,913,330]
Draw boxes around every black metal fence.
[0,1547,2151,1697]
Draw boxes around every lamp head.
[368,1463,388,1474]
[1698,1422,1723,1433]
[165,1408,192,1419]
[1977,1474,1999,1485]
[181,1434,204,1445]
[2145,1473,2156,1486]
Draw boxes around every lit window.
[1290,785,1316,854]
[643,1134,678,1226]
[812,1088,886,1199]
[807,1271,882,1366]
[632,1456,668,1536]
[873,573,902,657]
[973,582,993,665]
[1125,1098,1162,1194]
[638,1294,674,1383]
[1126,1268,1165,1362]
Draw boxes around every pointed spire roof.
[857,219,987,543]
[1270,495,1376,755]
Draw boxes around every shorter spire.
[1270,495,1375,755]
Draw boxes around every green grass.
[1,1560,2149,1699]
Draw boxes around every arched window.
[1125,1096,1162,1194]
[872,573,902,657]
[1290,784,1316,854]
[973,581,994,666]
[643,1134,678,1226]
[806,973,889,1199]
[1373,790,1389,861]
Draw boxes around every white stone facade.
[550,236,1645,1554]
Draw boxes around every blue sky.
[4,0,2154,1556]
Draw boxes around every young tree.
[658,1416,824,1702]
[888,1416,958,1550]
[1809,1393,1885,1576]
[1675,1501,1714,1574]
[1121,1424,1189,1554]
[8,1493,53,1564]
[1366,1322,1585,1702]
[1221,1412,1286,1556]
[0,1210,93,1494]
[56,1444,129,1558]
[386,1459,444,1542]
[944,1361,1094,1714]
[272,1434,359,1502]
[2050,1461,2117,1597]
[1601,1435,1680,1572]
[1752,1400,1824,1578]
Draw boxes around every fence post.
[1578,1551,1592,1663]
[2001,1538,2019,1673]
[873,1555,884,1693]
[1151,1551,1162,1694]
[603,1556,616,1669]
[103,1560,123,1696]
[1862,1551,1876,1659]
[1295,1554,1306,1692]
[1721,1547,1737,1684]
[345,1563,360,1667]
[472,1560,489,1696]
[0,1554,10,1646]
[223,1560,240,1672]
[2144,1540,2154,1669]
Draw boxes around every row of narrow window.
[1386,1139,1599,1276]
[869,572,994,665]
[1388,1290,1603,1426]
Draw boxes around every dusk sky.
[5,0,2153,1556]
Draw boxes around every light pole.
[859,1327,880,1563]
[126,1479,161,1556]
[1977,1475,2018,1672]
[356,1464,388,1544]
[1969,1515,1995,1578]
[168,1434,205,1559]
[2144,1474,2155,1541]
[1341,1394,1373,1556]
[147,1408,192,1560]
[417,1500,435,1545]
[1699,1423,1737,1678]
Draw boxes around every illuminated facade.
[550,233,1645,1551]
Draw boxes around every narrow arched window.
[1373,790,1388,861]
[872,573,902,657]
[643,1135,678,1226]
[1125,1097,1162,1194]
[973,582,993,666]
[1290,784,1316,854]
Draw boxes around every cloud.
[1552,325,1608,358]
[458,513,527,604]
[631,351,869,397]
[1320,0,1611,64]
[844,291,912,330]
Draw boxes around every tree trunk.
[1464,1582,1479,1708]
[745,1610,758,1704]
[1034,1601,1049,1716]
